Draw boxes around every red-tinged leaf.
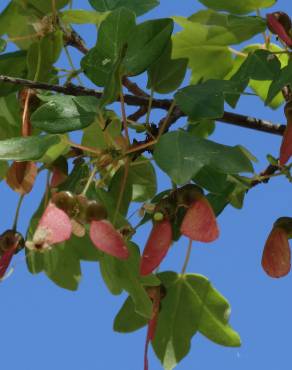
[262,226,291,278]
[26,203,72,250]
[267,13,292,47]
[180,198,219,242]
[279,122,292,165]
[140,220,172,276]
[89,220,129,259]
[0,249,15,279]
[6,161,37,194]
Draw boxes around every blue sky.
[0,1,291,369]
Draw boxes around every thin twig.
[0,75,286,136]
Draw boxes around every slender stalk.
[256,9,269,46]
[113,158,130,226]
[44,170,51,209]
[145,88,154,126]
[22,90,32,137]
[64,46,83,86]
[157,100,176,141]
[120,86,130,145]
[82,165,98,196]
[228,47,247,57]
[69,141,102,155]
[12,195,25,231]
[52,0,57,26]
[125,140,157,155]
[181,238,193,275]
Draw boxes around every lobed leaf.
[154,131,254,184]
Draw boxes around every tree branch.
[0,74,285,136]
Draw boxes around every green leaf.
[107,158,157,216]
[89,0,159,16]
[128,158,157,202]
[207,192,230,216]
[225,44,288,109]
[152,272,241,370]
[187,119,215,138]
[0,3,36,49]
[124,18,173,76]
[81,110,122,150]
[108,166,133,216]
[188,10,266,44]
[175,80,243,121]
[0,161,8,180]
[81,8,136,86]
[31,95,99,133]
[114,295,148,333]
[60,9,107,25]
[147,42,187,94]
[81,8,136,104]
[27,31,63,82]
[99,243,156,318]
[66,233,102,262]
[0,135,67,161]
[21,0,70,14]
[193,166,228,193]
[197,0,276,15]
[43,244,82,291]
[58,159,90,194]
[0,51,27,96]
[0,39,6,53]
[172,16,233,83]
[225,48,282,107]
[0,94,22,140]
[231,49,281,82]
[266,60,292,105]
[154,131,254,184]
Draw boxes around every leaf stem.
[82,164,98,196]
[120,85,130,145]
[12,194,25,231]
[157,100,176,141]
[145,88,154,127]
[64,46,83,86]
[113,158,130,226]
[181,238,192,275]
[69,141,102,155]
[228,47,247,57]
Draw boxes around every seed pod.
[279,101,292,165]
[6,161,37,194]
[52,191,77,218]
[86,200,108,222]
[180,195,219,242]
[25,202,72,250]
[140,219,172,276]
[267,12,292,47]
[0,230,24,254]
[267,12,292,35]
[262,226,291,278]
[0,230,24,278]
[89,220,129,259]
[175,184,203,208]
[74,194,89,223]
